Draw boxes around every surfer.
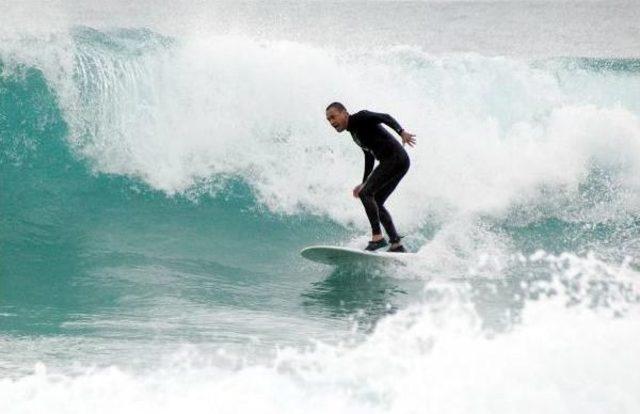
[325,102,416,252]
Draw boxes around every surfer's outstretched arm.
[359,110,404,135]
[360,110,417,147]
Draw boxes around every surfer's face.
[326,107,348,132]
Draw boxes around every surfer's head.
[325,102,349,132]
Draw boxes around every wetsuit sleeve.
[361,110,404,135]
[362,150,374,183]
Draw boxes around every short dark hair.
[326,101,347,112]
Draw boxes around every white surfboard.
[300,245,412,266]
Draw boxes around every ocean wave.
[3,27,640,225]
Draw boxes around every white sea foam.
[4,32,633,231]
[2,29,639,229]
[2,255,639,414]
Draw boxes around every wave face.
[2,15,640,414]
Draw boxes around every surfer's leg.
[375,181,403,243]
[375,154,410,245]
[360,151,410,244]
[359,162,395,239]
[377,204,399,243]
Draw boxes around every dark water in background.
[1,2,640,412]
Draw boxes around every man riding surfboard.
[325,102,416,252]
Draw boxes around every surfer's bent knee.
[359,186,374,200]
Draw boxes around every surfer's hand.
[353,184,363,198]
[401,131,416,147]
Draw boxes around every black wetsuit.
[346,110,410,243]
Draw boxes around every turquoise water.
[2,2,640,413]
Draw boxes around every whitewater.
[1,1,639,413]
